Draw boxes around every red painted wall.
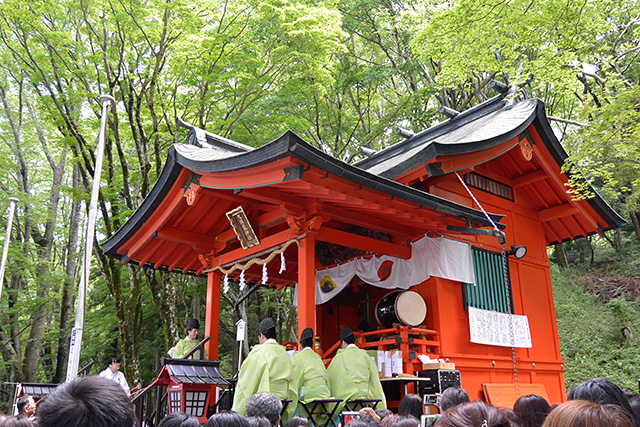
[419,163,567,404]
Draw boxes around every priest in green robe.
[173,319,208,359]
[232,317,298,424]
[327,327,387,410]
[291,328,333,420]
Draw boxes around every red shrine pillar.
[297,233,316,337]
[205,269,221,360]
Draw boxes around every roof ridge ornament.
[175,116,252,152]
[439,106,460,119]
[504,73,535,110]
[394,128,415,139]
[489,79,509,94]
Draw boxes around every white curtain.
[313,236,476,305]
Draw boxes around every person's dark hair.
[205,411,249,427]
[245,392,282,427]
[16,396,32,415]
[438,387,470,412]
[36,376,138,427]
[357,320,371,332]
[4,416,34,427]
[436,401,511,427]
[513,394,551,427]
[248,416,272,427]
[375,409,392,421]
[629,395,640,426]
[567,378,634,422]
[398,394,423,419]
[380,414,397,427]
[358,412,382,427]
[158,412,201,427]
[499,407,519,426]
[389,415,419,427]
[542,399,633,427]
[107,357,121,365]
[286,416,310,427]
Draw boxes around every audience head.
[357,412,382,427]
[340,327,356,346]
[629,395,640,425]
[567,378,633,418]
[258,318,277,341]
[499,407,519,426]
[245,392,282,427]
[16,395,36,417]
[398,394,423,419]
[514,394,552,427]
[158,412,201,427]
[375,409,393,421]
[389,415,419,427]
[205,411,250,427]
[542,399,633,427]
[248,417,273,427]
[436,401,511,427]
[438,387,470,412]
[380,414,398,427]
[4,416,35,427]
[286,416,310,427]
[36,376,137,427]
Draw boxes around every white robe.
[99,368,130,394]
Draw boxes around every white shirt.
[99,368,130,394]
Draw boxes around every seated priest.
[173,319,208,359]
[232,317,298,424]
[291,328,333,420]
[327,327,387,410]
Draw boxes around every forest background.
[1,0,640,412]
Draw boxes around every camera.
[340,412,360,425]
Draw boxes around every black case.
[416,369,461,394]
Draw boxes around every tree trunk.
[588,236,595,266]
[613,229,623,252]
[631,211,640,242]
[145,270,180,351]
[554,242,569,269]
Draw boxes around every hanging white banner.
[354,255,413,290]
[315,261,358,305]
[418,236,476,285]
[468,306,532,348]
[314,236,475,305]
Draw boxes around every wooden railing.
[321,326,441,375]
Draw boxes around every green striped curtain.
[463,247,513,314]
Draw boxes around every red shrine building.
[103,90,623,408]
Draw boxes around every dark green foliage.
[552,245,640,392]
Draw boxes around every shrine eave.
[355,97,624,234]
[102,130,507,266]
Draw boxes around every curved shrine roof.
[102,129,506,274]
[102,93,624,275]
